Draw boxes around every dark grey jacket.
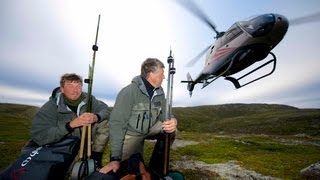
[30,88,110,146]
[109,76,166,158]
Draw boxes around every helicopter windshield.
[238,14,275,37]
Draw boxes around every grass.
[165,132,320,179]
[173,104,320,136]
[0,104,37,171]
[1,103,320,179]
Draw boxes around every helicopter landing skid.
[225,52,277,89]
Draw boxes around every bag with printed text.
[0,136,80,180]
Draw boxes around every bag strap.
[119,161,151,180]
[139,161,151,180]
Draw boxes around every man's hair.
[60,73,83,87]
[140,58,165,78]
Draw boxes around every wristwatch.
[110,156,121,162]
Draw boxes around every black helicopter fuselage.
[193,13,289,85]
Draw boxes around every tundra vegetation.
[1,103,319,179]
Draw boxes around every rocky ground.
[171,139,279,179]
[170,138,320,179]
[172,158,279,180]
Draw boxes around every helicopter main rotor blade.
[186,45,211,67]
[289,12,320,26]
[175,0,219,36]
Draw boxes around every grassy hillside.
[0,103,38,171]
[174,103,320,136]
[0,103,319,179]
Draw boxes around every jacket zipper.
[148,98,152,131]
[141,112,147,131]
[136,114,140,129]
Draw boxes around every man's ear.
[59,86,64,93]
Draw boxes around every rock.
[171,139,199,150]
[300,162,320,179]
[172,157,280,180]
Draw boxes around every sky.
[1,0,320,108]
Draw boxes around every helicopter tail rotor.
[187,73,195,97]
[181,72,195,97]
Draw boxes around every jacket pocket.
[129,103,149,134]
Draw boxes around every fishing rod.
[163,49,175,176]
[71,14,101,180]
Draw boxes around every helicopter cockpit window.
[225,24,242,42]
[239,14,275,37]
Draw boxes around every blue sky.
[1,0,320,108]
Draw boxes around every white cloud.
[1,0,320,108]
[0,85,49,107]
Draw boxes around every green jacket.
[30,88,110,146]
[109,76,166,158]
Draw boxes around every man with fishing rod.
[31,73,110,167]
[29,14,110,179]
[0,15,110,180]
[0,73,110,180]
[99,57,178,179]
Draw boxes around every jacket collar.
[132,75,164,98]
[50,87,87,116]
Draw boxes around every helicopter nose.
[275,14,289,29]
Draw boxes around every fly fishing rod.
[71,14,100,180]
[163,49,175,176]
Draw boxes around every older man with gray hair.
[100,58,178,178]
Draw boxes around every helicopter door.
[224,24,243,44]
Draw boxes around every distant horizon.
[1,101,319,109]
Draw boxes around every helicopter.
[179,0,320,96]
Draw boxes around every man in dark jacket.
[30,73,110,168]
[99,58,177,177]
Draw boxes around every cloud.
[1,0,320,109]
[0,85,49,107]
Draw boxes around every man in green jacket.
[99,58,177,176]
[30,73,110,168]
